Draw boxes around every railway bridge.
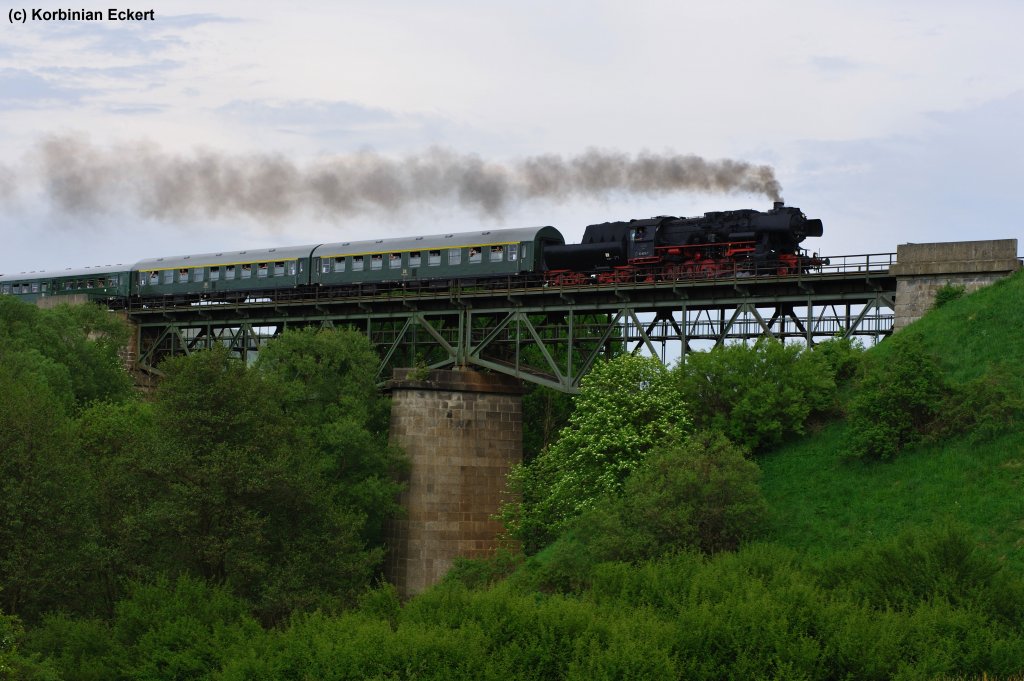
[127,251,898,392]
[120,238,1019,597]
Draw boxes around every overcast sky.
[1,0,1021,274]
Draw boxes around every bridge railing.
[816,252,896,275]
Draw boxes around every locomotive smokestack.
[773,201,784,210]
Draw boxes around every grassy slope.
[761,269,1024,568]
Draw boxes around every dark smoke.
[24,136,783,222]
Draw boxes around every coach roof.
[313,226,562,258]
[133,244,319,272]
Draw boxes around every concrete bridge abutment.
[385,368,524,598]
[890,239,1020,331]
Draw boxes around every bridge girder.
[131,257,897,393]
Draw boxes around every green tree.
[503,355,689,553]
[119,345,384,621]
[0,298,132,408]
[0,348,100,621]
[254,327,405,546]
[674,338,835,453]
[74,400,163,616]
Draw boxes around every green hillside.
[763,270,1024,568]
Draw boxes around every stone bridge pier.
[385,368,523,598]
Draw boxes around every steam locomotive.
[544,201,825,285]
[0,202,825,304]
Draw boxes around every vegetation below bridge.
[2,272,1024,679]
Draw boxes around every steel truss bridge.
[128,253,897,393]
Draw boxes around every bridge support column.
[890,239,1019,331]
[385,368,523,598]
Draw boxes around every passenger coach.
[133,244,317,300]
[311,226,564,288]
[0,264,132,305]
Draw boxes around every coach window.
[110,275,119,286]
[178,269,188,283]
[507,244,518,262]
[225,265,235,281]
[352,256,364,272]
[371,254,383,270]
[208,267,219,281]
[0,284,8,295]
[490,245,504,262]
[149,271,159,285]
[193,268,204,282]
[428,250,441,266]
[389,253,402,269]
[67,280,76,290]
[258,263,268,278]
[287,261,297,276]
[321,258,331,274]
[334,257,344,273]
[84,280,92,290]
[31,282,40,292]
[41,282,49,293]
[274,261,285,276]
[163,271,173,284]
[469,247,482,264]
[449,248,462,265]
[241,264,252,280]
[409,251,421,267]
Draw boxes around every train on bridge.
[0,202,825,305]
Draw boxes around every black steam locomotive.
[544,201,825,285]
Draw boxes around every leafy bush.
[675,339,835,453]
[514,432,768,593]
[443,549,523,591]
[502,355,689,553]
[820,526,1024,623]
[812,335,865,384]
[22,614,122,681]
[621,431,768,555]
[849,337,948,459]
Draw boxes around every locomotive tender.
[0,203,823,305]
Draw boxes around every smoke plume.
[21,136,783,222]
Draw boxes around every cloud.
[219,98,399,129]
[0,69,86,109]
[787,90,1024,253]
[809,56,864,74]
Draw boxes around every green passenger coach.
[132,244,316,300]
[310,226,564,287]
[0,264,133,304]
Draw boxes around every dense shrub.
[820,525,1024,624]
[812,335,865,384]
[512,432,768,593]
[675,339,835,453]
[849,337,948,459]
